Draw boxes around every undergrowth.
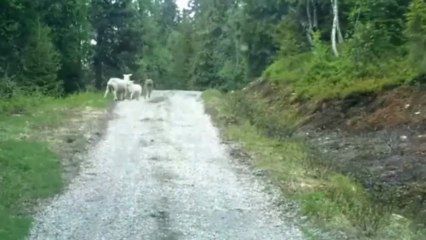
[203,89,423,239]
[263,38,417,101]
[0,92,109,239]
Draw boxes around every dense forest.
[0,0,425,97]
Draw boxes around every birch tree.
[331,0,343,56]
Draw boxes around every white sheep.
[104,74,133,101]
[127,81,143,100]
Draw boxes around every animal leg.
[113,90,118,101]
[104,85,109,98]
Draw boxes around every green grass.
[0,92,110,239]
[203,89,423,239]
[0,141,62,239]
[0,92,109,141]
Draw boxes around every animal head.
[123,74,133,81]
[126,80,134,87]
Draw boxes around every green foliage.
[0,0,91,96]
[91,0,145,88]
[260,0,419,101]
[165,29,193,89]
[0,93,46,115]
[275,12,307,57]
[186,0,253,90]
[264,27,416,101]
[239,0,290,79]
[41,0,91,93]
[406,0,426,75]
[21,21,61,95]
[347,0,410,47]
[0,77,19,99]
[0,0,421,94]
[175,0,419,92]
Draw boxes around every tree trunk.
[306,0,314,46]
[331,0,342,56]
[306,0,313,30]
[313,0,318,29]
[336,0,344,44]
[331,19,338,56]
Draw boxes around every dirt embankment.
[248,80,425,225]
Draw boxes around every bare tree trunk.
[313,0,318,29]
[306,0,314,46]
[306,0,313,29]
[331,0,342,56]
[331,18,338,56]
[336,1,344,44]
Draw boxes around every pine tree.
[22,21,60,95]
[41,0,91,93]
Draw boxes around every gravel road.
[29,91,303,240]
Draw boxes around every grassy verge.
[263,52,417,102]
[203,89,422,239]
[0,92,110,239]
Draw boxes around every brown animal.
[143,78,154,99]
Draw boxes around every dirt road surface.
[29,91,303,240]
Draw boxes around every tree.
[40,0,91,93]
[331,0,343,56]
[188,0,243,89]
[22,21,60,95]
[239,0,289,79]
[406,0,426,75]
[0,0,420,95]
[165,11,194,89]
[0,0,39,81]
[91,0,144,89]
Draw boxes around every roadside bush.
[263,40,415,101]
[406,0,426,75]
[0,77,18,99]
[0,92,47,115]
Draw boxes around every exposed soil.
[301,87,425,224]
[248,80,426,226]
[307,86,426,132]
